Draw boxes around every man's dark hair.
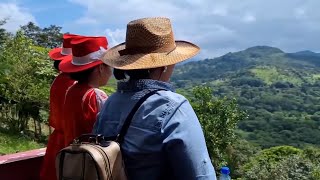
[53,60,61,71]
[69,68,95,82]
[113,68,150,80]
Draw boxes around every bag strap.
[116,89,162,144]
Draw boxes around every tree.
[242,146,320,180]
[224,138,261,178]
[41,25,64,48]
[190,86,248,170]
[20,22,63,48]
[0,19,10,46]
[0,31,56,137]
[20,22,41,45]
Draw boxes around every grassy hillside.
[0,129,44,155]
[172,46,320,148]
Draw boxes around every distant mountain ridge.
[172,46,320,86]
[171,46,320,148]
[290,50,320,56]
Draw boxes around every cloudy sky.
[0,0,319,59]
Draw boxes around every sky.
[0,0,320,59]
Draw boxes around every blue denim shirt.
[93,79,216,180]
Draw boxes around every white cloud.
[104,28,126,47]
[211,6,228,16]
[75,17,98,25]
[0,3,36,32]
[68,0,320,58]
[242,13,256,23]
[294,8,306,19]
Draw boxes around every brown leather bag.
[55,90,160,180]
[55,135,127,180]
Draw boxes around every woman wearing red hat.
[59,36,112,147]
[40,34,80,180]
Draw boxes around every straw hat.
[101,17,200,70]
[48,34,82,60]
[59,36,108,73]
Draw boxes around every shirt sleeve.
[162,100,217,180]
[82,88,108,133]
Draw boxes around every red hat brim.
[59,56,104,73]
[49,48,70,61]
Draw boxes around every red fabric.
[48,34,83,60]
[59,59,104,73]
[48,73,76,129]
[62,83,107,146]
[40,131,63,180]
[59,36,108,73]
[40,73,75,180]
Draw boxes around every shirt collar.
[117,79,175,92]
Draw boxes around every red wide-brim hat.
[48,48,70,61]
[48,34,82,61]
[59,58,104,73]
[59,36,108,73]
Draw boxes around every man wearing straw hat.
[94,17,216,180]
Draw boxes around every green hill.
[172,46,320,148]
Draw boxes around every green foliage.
[303,146,320,179]
[190,86,248,169]
[250,66,309,85]
[172,46,320,148]
[225,138,261,178]
[303,146,320,164]
[0,19,10,46]
[244,146,302,169]
[0,129,44,155]
[100,77,117,95]
[20,22,63,48]
[0,30,56,134]
[242,146,320,180]
[187,86,320,179]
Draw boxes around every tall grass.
[0,129,44,155]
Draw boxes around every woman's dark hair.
[69,67,95,82]
[113,68,150,80]
[53,60,61,71]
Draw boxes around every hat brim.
[59,56,103,73]
[101,41,200,70]
[49,48,69,61]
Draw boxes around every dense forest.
[172,46,320,149]
[0,20,320,179]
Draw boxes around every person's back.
[94,17,217,179]
[59,36,112,146]
[41,73,75,180]
[40,34,78,180]
[63,83,107,146]
[94,80,216,179]
[49,72,75,130]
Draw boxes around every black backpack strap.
[116,89,161,144]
